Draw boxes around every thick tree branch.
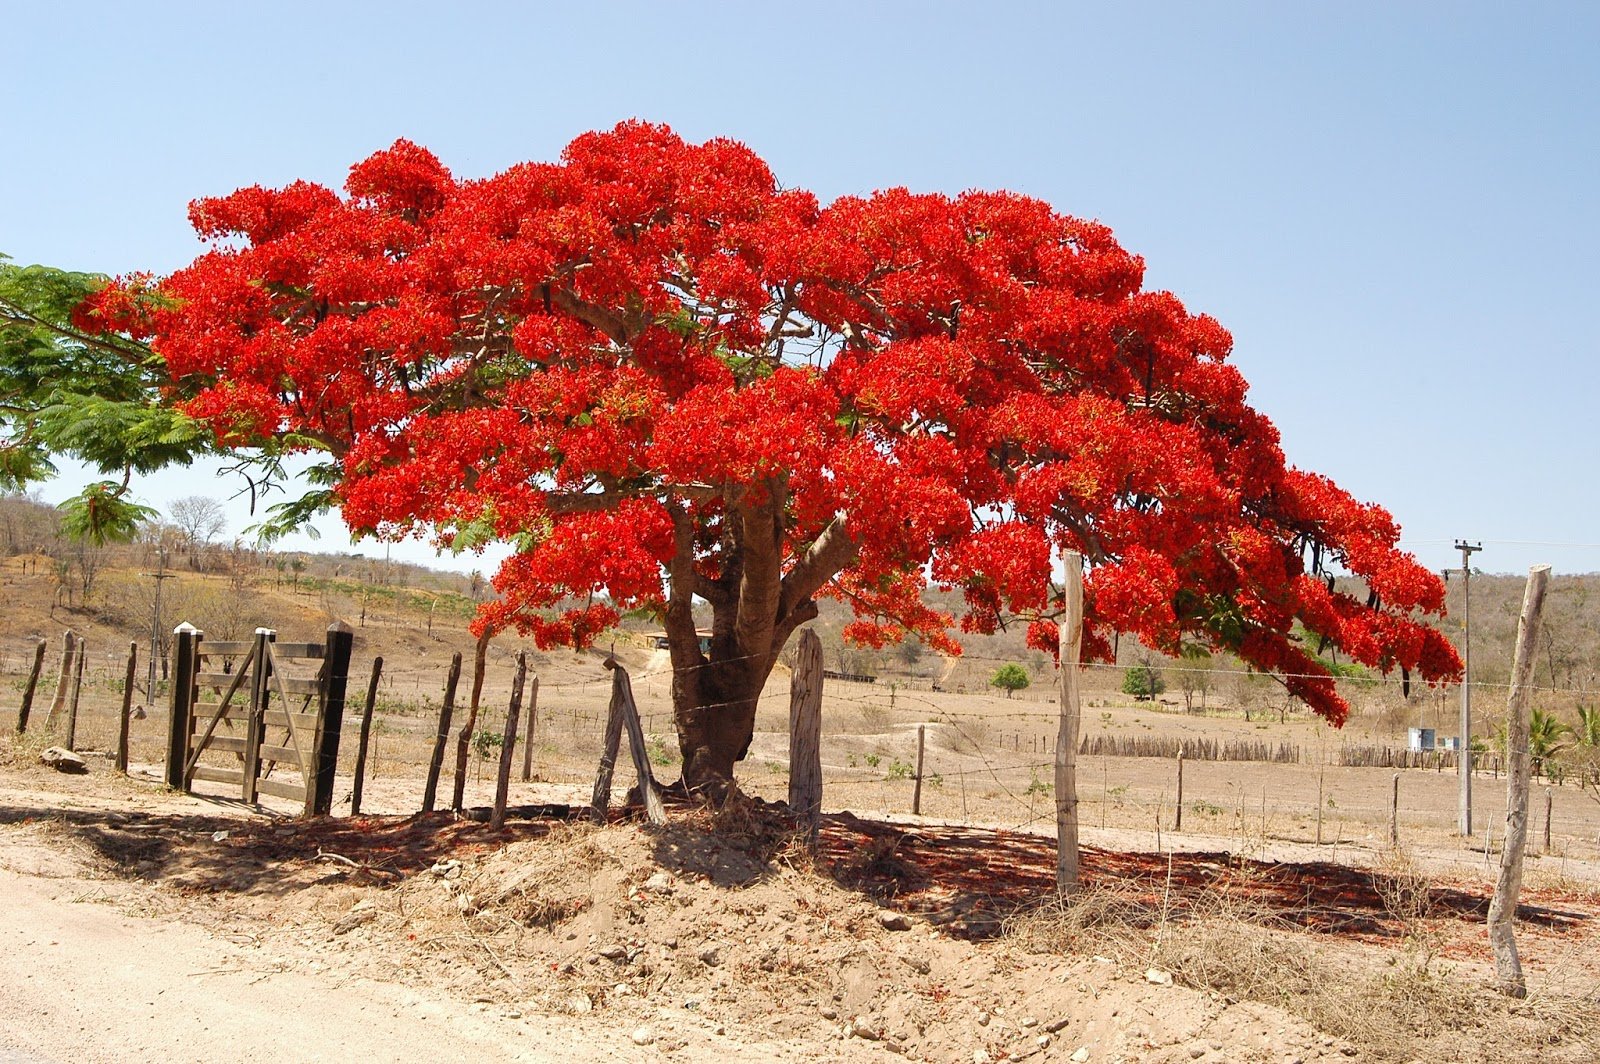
[779,514,858,619]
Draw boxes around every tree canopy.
[20,122,1459,785]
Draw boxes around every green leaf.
[57,482,158,546]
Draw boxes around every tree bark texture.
[1488,564,1548,999]
[1056,552,1084,891]
[787,628,823,835]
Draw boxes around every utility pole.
[1453,539,1482,837]
[144,545,173,701]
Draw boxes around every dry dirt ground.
[2,740,1597,1064]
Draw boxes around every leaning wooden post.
[1488,564,1549,1000]
[491,653,528,829]
[15,637,46,735]
[912,724,927,815]
[116,641,137,774]
[787,628,824,841]
[520,673,540,782]
[163,624,200,790]
[350,656,384,816]
[590,667,627,819]
[310,622,355,816]
[65,636,87,750]
[452,628,491,811]
[421,652,462,813]
[1055,551,1085,892]
[44,630,76,732]
[591,660,666,825]
[1175,745,1185,831]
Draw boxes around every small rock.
[430,859,461,878]
[974,1052,993,1064]
[211,830,230,842]
[849,1017,880,1041]
[630,1026,655,1046]
[503,1010,522,1019]
[977,1012,991,1026]
[39,747,87,774]
[1144,968,1173,986]
[1071,1049,1091,1063]
[1038,1035,1052,1050]
[598,944,629,962]
[663,936,679,949]
[644,872,675,893]
[613,983,634,997]
[1046,1018,1071,1034]
[698,946,723,967]
[566,991,592,1014]
[1190,1047,1206,1059]
[820,1007,838,1020]
[877,910,914,931]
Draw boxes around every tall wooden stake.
[452,629,491,811]
[1175,745,1185,831]
[912,724,927,815]
[1390,773,1400,846]
[422,652,462,813]
[1543,787,1553,855]
[350,656,384,816]
[1316,768,1325,845]
[116,642,137,774]
[45,630,76,732]
[1489,564,1548,999]
[1055,551,1084,892]
[15,637,46,735]
[491,652,528,829]
[788,628,824,841]
[520,673,540,782]
[64,637,87,750]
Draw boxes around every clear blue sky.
[4,1,1596,577]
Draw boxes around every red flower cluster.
[92,122,1460,725]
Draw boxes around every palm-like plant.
[1529,708,1574,778]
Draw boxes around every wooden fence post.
[591,661,665,825]
[310,622,355,816]
[65,637,87,750]
[164,624,200,790]
[350,656,384,816]
[1390,773,1400,846]
[1543,787,1553,854]
[241,628,273,804]
[452,629,491,811]
[1316,768,1325,845]
[1056,551,1084,892]
[45,630,76,732]
[422,652,462,813]
[912,724,926,815]
[1175,746,1185,831]
[520,674,540,782]
[491,653,527,829]
[787,629,824,840]
[15,637,46,735]
[117,641,137,774]
[1489,564,1549,1000]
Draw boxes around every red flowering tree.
[82,122,1460,789]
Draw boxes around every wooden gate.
[164,622,354,815]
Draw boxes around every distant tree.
[1122,660,1166,700]
[990,662,1030,698]
[169,495,226,569]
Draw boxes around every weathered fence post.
[1543,787,1553,854]
[310,621,355,816]
[520,673,540,782]
[117,641,137,774]
[45,630,76,732]
[590,660,665,824]
[1489,564,1549,1000]
[912,724,926,815]
[788,628,824,841]
[422,652,462,813]
[164,624,201,790]
[1056,551,1084,892]
[1390,773,1400,846]
[491,652,528,829]
[15,637,46,735]
[65,637,87,750]
[1175,745,1185,831]
[350,656,384,816]
[242,628,273,804]
[452,629,492,811]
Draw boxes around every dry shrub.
[1004,871,1600,1062]
[469,821,607,928]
